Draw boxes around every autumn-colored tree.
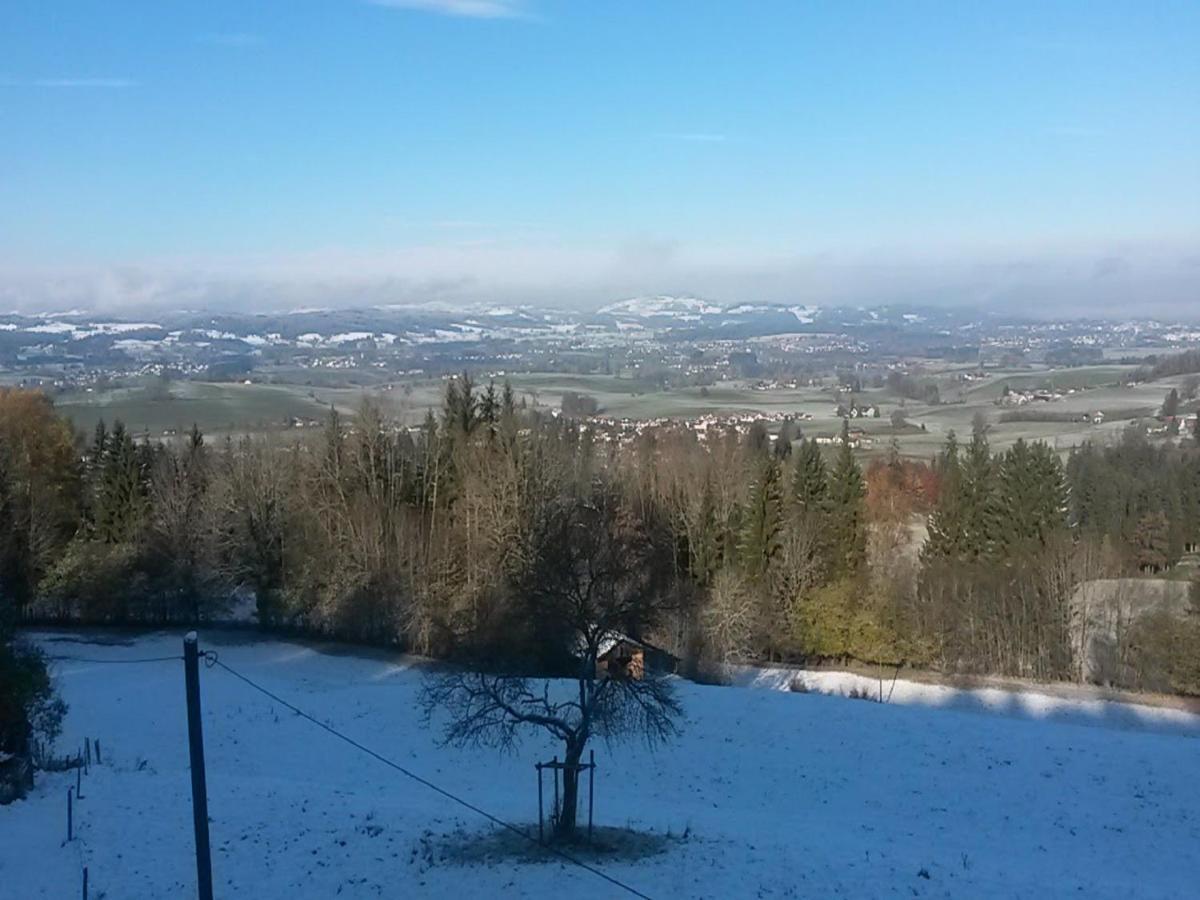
[0,389,80,611]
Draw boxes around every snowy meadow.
[3,629,1199,899]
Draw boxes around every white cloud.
[366,0,527,19]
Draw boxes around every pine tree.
[92,420,148,544]
[774,420,794,460]
[790,438,828,515]
[826,420,866,575]
[1163,388,1180,418]
[479,380,499,433]
[922,431,964,560]
[739,456,783,579]
[958,417,997,558]
[993,439,1068,554]
[745,421,770,456]
[443,370,478,437]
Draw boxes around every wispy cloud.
[1,77,137,89]
[367,0,528,19]
[658,132,729,144]
[197,32,262,47]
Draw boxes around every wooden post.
[67,787,73,842]
[183,633,214,900]
[94,739,102,765]
[552,756,559,828]
[536,763,544,844]
[82,866,88,900]
[588,750,595,842]
[76,760,83,799]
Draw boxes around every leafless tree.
[702,566,757,669]
[421,485,681,839]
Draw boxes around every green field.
[54,381,336,438]
[45,365,1190,459]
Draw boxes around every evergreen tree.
[958,417,997,558]
[740,457,783,578]
[993,439,1067,553]
[790,438,828,515]
[91,420,148,544]
[922,431,965,560]
[443,370,479,437]
[826,420,866,575]
[774,420,795,460]
[745,421,770,456]
[1162,388,1180,418]
[479,380,499,434]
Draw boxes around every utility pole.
[183,632,214,900]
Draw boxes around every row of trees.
[3,383,1199,689]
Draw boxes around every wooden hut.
[595,635,679,680]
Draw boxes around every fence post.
[76,760,83,799]
[67,787,73,842]
[82,866,88,900]
[183,633,214,900]
[552,756,559,828]
[94,739,102,765]
[588,749,595,843]
[536,763,544,844]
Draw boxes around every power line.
[44,654,184,664]
[206,654,656,900]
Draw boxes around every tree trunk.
[555,742,584,839]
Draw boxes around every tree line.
[2,380,1199,700]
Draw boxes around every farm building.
[595,635,679,680]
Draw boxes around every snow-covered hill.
[3,630,1198,898]
[598,296,726,318]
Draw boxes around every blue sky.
[1,0,1197,312]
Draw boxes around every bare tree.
[215,437,290,626]
[702,566,757,669]
[421,485,681,840]
[148,427,221,622]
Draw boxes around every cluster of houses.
[998,387,1065,406]
[749,378,802,391]
[1147,413,1199,438]
[836,401,880,419]
[572,410,812,446]
[815,428,872,450]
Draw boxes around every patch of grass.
[423,823,683,868]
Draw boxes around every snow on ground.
[3,630,1199,899]
[731,666,1200,738]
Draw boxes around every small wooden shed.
[595,635,678,681]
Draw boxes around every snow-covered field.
[4,630,1199,899]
